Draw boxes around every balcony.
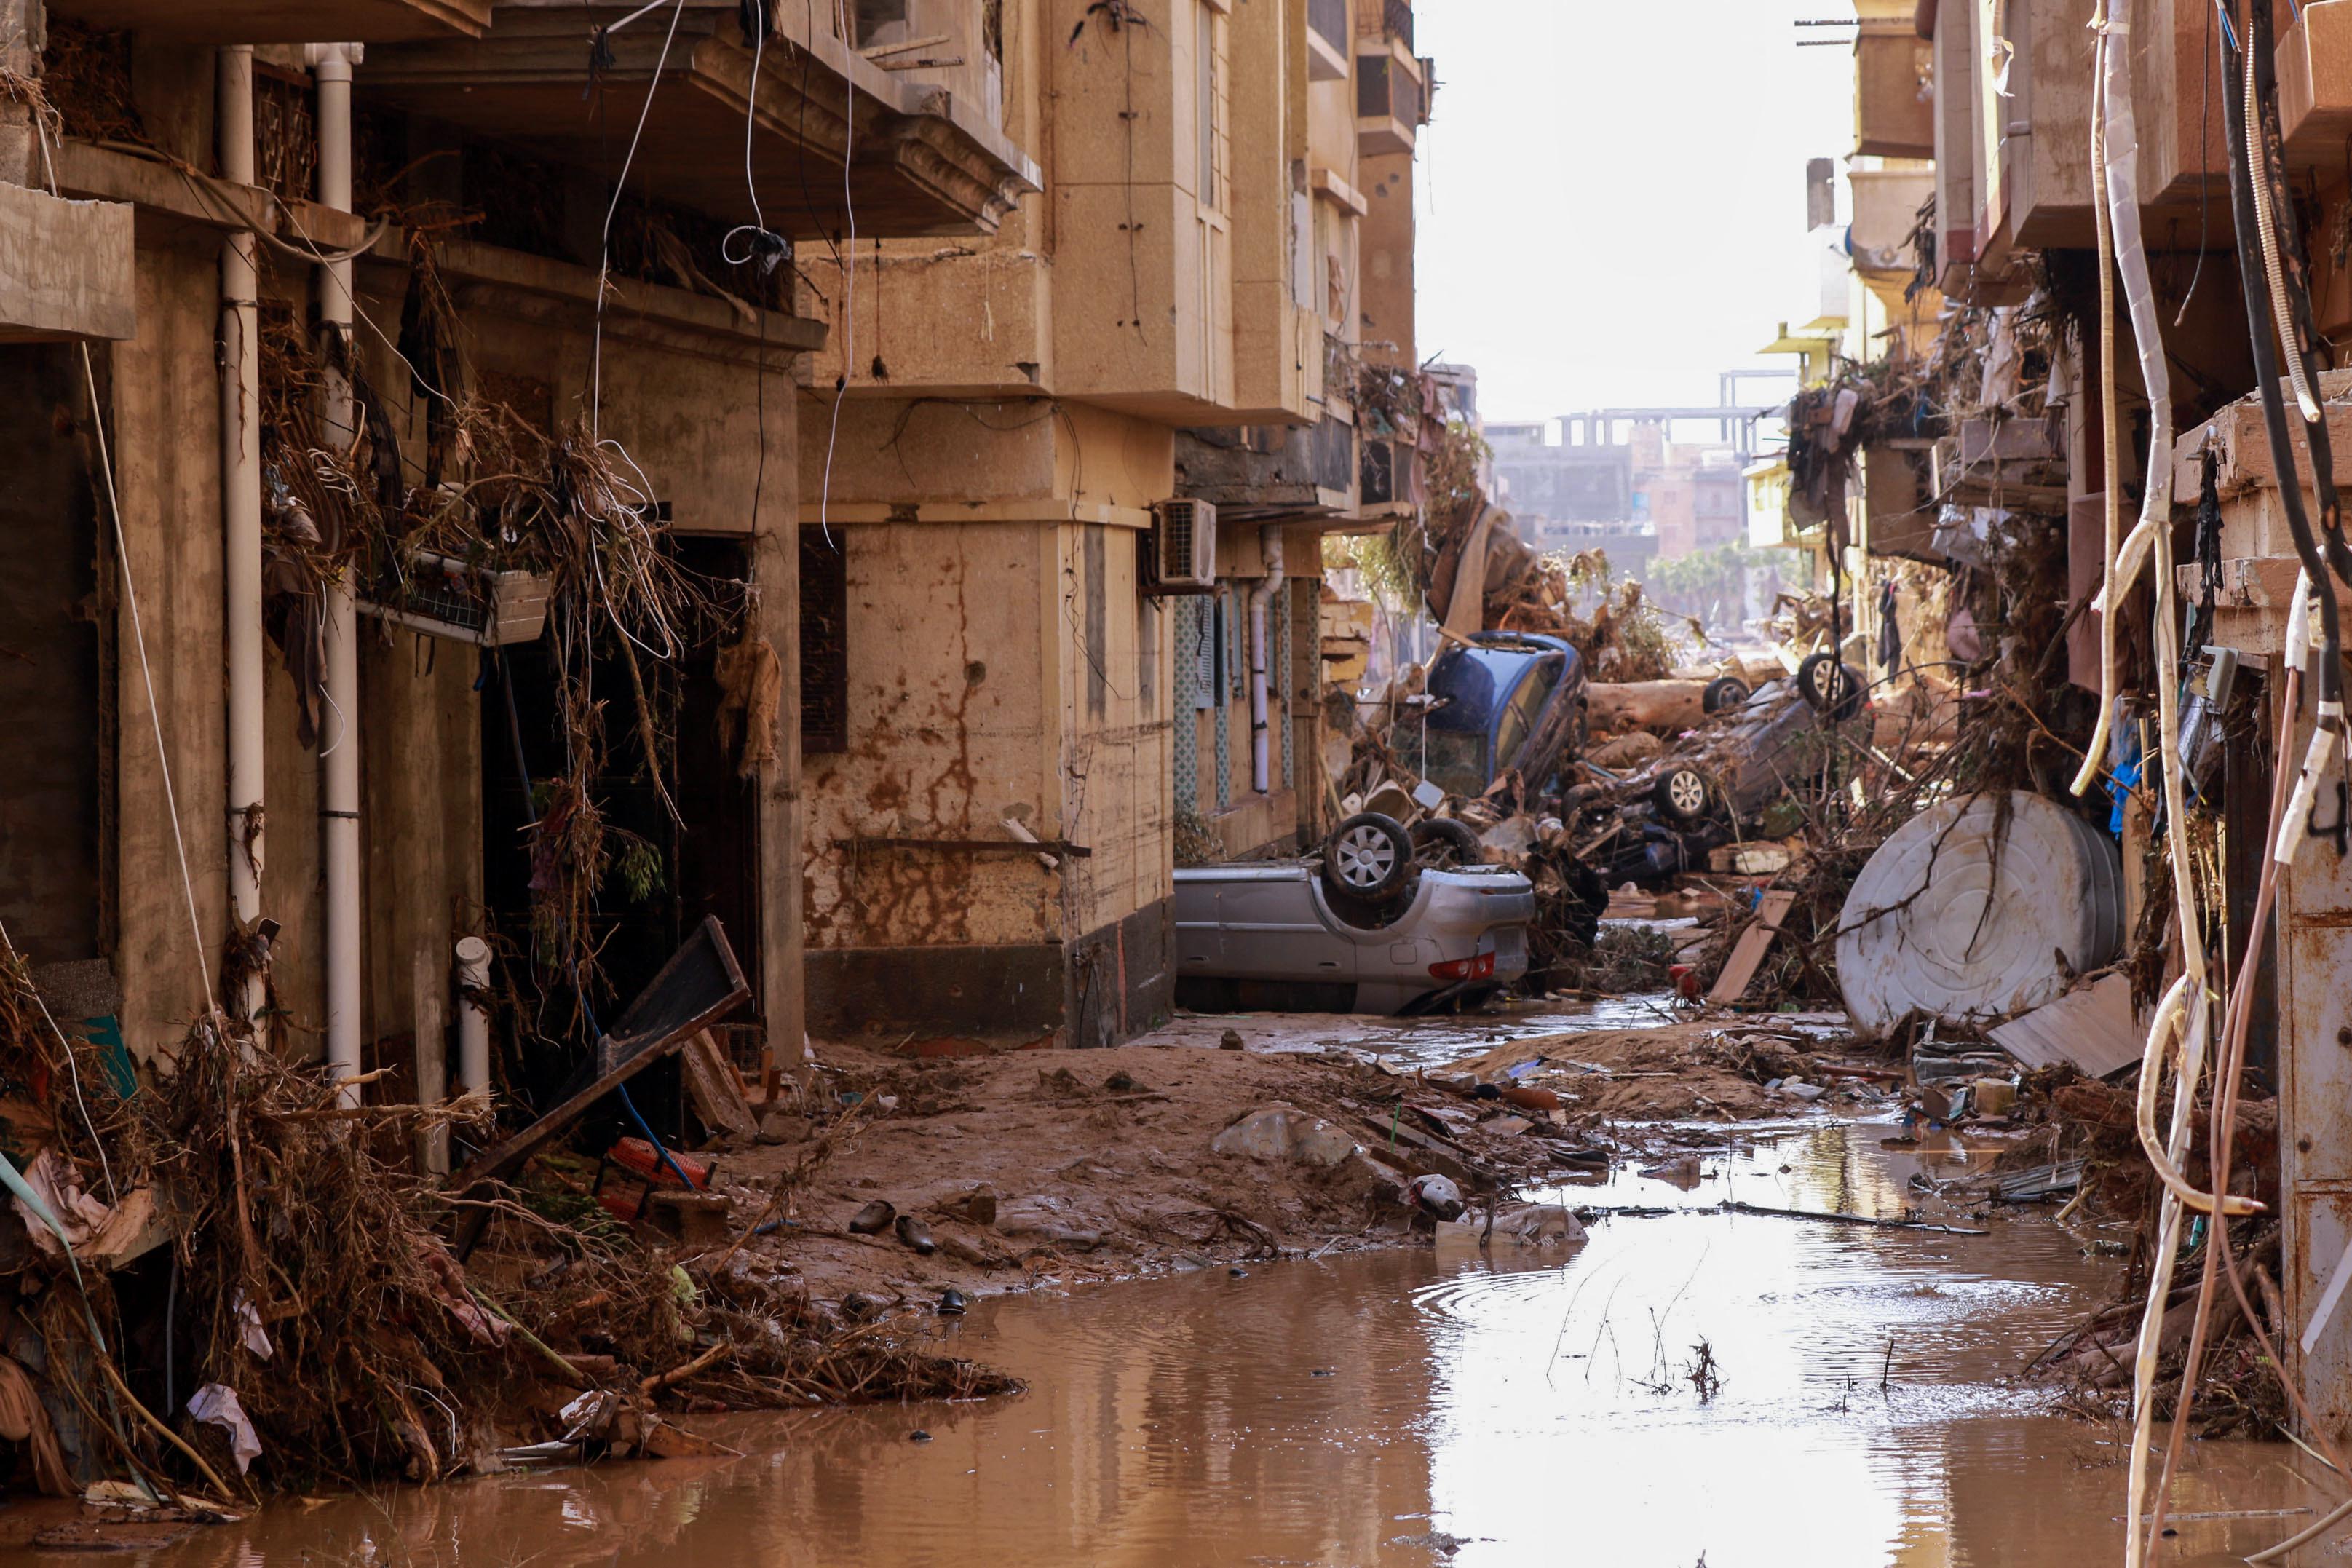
[1307,0,1348,82]
[1382,0,1413,50]
[1355,46,1424,157]
[0,186,134,344]
[1853,21,1933,158]
[1174,421,1356,523]
[2281,3,2352,167]
[362,1,1037,238]
[47,0,491,40]
[1848,168,1932,279]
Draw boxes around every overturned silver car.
[1173,814,1535,1014]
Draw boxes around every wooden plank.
[447,919,749,1256]
[1707,890,1798,1007]
[681,1031,759,1139]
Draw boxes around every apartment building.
[793,0,1428,1049]
[1803,0,2352,1438]
[0,0,1029,1133]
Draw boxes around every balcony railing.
[1384,0,1412,49]
[1310,0,1346,50]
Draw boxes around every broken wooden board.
[1707,890,1798,1007]
[1987,973,2142,1078]
[681,1031,758,1140]
[448,917,749,1257]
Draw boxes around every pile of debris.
[0,931,1010,1523]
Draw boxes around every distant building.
[1489,399,1774,572]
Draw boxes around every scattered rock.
[754,1110,808,1147]
[1219,1029,1246,1051]
[995,1196,1107,1251]
[1211,1104,1358,1166]
[1484,1203,1588,1246]
[847,1199,897,1235]
[938,1187,999,1227]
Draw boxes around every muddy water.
[66,1125,2337,1567]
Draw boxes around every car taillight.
[1428,951,1496,982]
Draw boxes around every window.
[1309,0,1346,50]
[1492,665,1559,775]
[1196,3,1225,211]
[799,527,849,754]
[852,0,910,46]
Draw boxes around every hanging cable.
[2246,0,2352,593]
[2069,9,2127,802]
[817,1,858,549]
[2217,1,2343,716]
[590,0,691,437]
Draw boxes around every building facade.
[0,0,1031,1144]
[793,0,1428,1048]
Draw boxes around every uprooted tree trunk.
[1585,680,1711,735]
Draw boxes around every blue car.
[1419,632,1588,800]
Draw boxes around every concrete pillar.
[0,0,44,189]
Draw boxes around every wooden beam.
[1707,890,1798,1007]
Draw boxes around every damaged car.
[1419,631,1588,799]
[1579,657,1866,886]
[1173,810,1536,1015]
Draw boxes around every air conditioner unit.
[1148,498,1218,595]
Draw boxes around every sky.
[1411,0,1857,428]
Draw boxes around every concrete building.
[1813,0,2352,1454]
[0,0,1029,1136]
[791,0,1428,1050]
[1487,400,1770,573]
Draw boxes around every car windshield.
[1422,729,1486,798]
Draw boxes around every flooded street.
[62,1122,2335,1567]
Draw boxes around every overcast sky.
[1411,0,1856,427]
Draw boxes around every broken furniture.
[448,916,751,1256]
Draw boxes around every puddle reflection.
[63,1126,2336,1567]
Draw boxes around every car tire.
[1701,676,1751,715]
[1410,817,1483,868]
[1323,812,1414,902]
[1797,653,1864,721]
[1652,764,1712,825]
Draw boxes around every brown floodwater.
[15,1123,2340,1567]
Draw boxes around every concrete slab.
[0,183,133,344]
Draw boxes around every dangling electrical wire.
[2221,0,2346,807]
[2246,0,2352,594]
[2081,9,2236,1560]
[2142,8,2352,1556]
[816,0,858,549]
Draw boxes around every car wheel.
[1323,812,1414,901]
[1797,653,1864,721]
[1701,676,1751,715]
[1410,817,1483,868]
[1652,764,1711,825]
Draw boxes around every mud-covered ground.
[705,1010,1893,1310]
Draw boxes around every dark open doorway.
[480,534,761,1118]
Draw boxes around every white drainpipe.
[308,42,365,1104]
[1247,525,1286,795]
[455,935,492,1101]
[218,47,264,1021]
